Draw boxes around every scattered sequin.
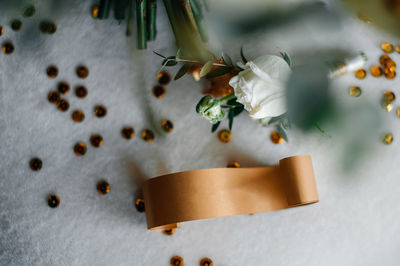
[382,101,393,112]
[381,42,393,53]
[47,194,60,208]
[75,86,88,98]
[370,66,382,77]
[11,19,22,31]
[0,26,4,36]
[349,86,361,97]
[397,108,400,118]
[227,161,240,168]
[354,69,366,79]
[46,65,58,78]
[157,71,171,85]
[153,85,165,98]
[270,131,283,144]
[97,180,110,195]
[200,258,213,266]
[57,99,70,112]
[121,126,135,139]
[396,45,400,54]
[90,134,103,147]
[384,68,396,79]
[382,133,393,144]
[2,41,14,54]
[57,81,70,95]
[141,129,155,142]
[170,256,183,266]
[48,91,60,104]
[218,129,231,143]
[23,5,36,17]
[161,120,173,133]
[73,142,87,156]
[380,55,391,66]
[94,105,107,118]
[91,5,99,18]
[39,21,57,34]
[162,228,175,236]
[76,65,89,79]
[29,158,42,171]
[71,110,85,123]
[384,91,395,102]
[135,198,145,212]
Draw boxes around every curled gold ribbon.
[143,155,318,230]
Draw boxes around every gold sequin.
[91,5,99,18]
[270,131,283,144]
[94,105,107,118]
[57,81,70,95]
[76,65,89,79]
[121,126,135,139]
[157,71,171,85]
[397,108,400,118]
[48,91,60,104]
[162,228,175,236]
[90,134,103,147]
[354,69,366,79]
[29,158,42,171]
[71,110,85,123]
[153,85,165,98]
[0,26,3,36]
[135,198,145,212]
[382,101,393,112]
[396,45,400,54]
[73,142,87,156]
[381,42,393,53]
[382,133,393,144]
[370,66,383,77]
[75,86,88,98]
[39,21,57,34]
[170,256,184,266]
[57,99,70,112]
[383,91,395,102]
[46,65,58,78]
[200,258,213,266]
[11,19,22,31]
[161,120,173,133]
[97,180,110,195]
[23,5,36,17]
[384,68,396,79]
[227,161,240,168]
[218,129,232,143]
[2,41,14,54]
[141,129,155,142]
[47,194,60,208]
[349,86,361,97]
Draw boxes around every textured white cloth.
[1,1,400,266]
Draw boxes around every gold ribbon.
[143,155,318,230]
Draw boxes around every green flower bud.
[196,95,225,124]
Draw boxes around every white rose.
[229,55,292,119]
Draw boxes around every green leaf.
[276,125,288,142]
[176,48,182,60]
[199,60,213,78]
[161,56,178,66]
[211,121,221,133]
[228,109,234,131]
[174,63,192,80]
[206,66,232,79]
[233,106,244,117]
[268,113,287,125]
[280,52,291,67]
[153,51,166,58]
[240,46,248,64]
[222,52,233,66]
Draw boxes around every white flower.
[196,95,226,124]
[229,55,292,119]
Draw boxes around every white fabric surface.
[1,1,400,265]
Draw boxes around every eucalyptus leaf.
[153,51,166,58]
[161,56,178,67]
[233,105,244,117]
[280,52,291,67]
[176,48,182,60]
[199,60,213,78]
[222,52,233,66]
[240,46,248,64]
[206,66,232,79]
[268,113,287,125]
[276,125,288,142]
[228,109,234,130]
[174,63,192,80]
[211,121,221,133]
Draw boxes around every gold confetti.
[121,126,135,139]
[39,21,56,34]
[23,5,36,17]
[48,91,60,104]
[380,55,391,66]
[162,228,175,236]
[11,19,22,31]
[383,91,395,102]
[382,133,393,144]
[270,131,283,144]
[381,42,393,53]
[73,142,87,156]
[0,26,4,36]
[47,194,60,208]
[397,108,400,118]
[2,41,14,54]
[396,45,400,54]
[75,86,88,98]
[97,180,110,195]
[153,85,165,98]
[91,5,99,18]
[227,161,240,168]
[29,158,42,171]
[382,101,393,112]
[57,99,70,112]
[370,66,383,77]
[76,65,89,79]
[141,129,155,142]
[384,68,396,79]
[90,134,103,148]
[57,81,70,95]
[349,86,362,97]
[71,110,85,123]
[170,256,184,266]
[354,69,366,79]
[161,120,173,133]
[135,198,145,212]
[200,258,213,266]
[157,71,171,85]
[94,105,107,118]
[218,129,232,143]
[46,65,58,78]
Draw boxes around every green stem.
[98,0,111,19]
[146,0,157,41]
[219,94,236,103]
[114,0,129,21]
[136,0,147,49]
[126,0,135,36]
[189,0,208,42]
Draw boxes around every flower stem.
[136,0,147,49]
[126,0,135,36]
[219,94,236,103]
[98,0,111,19]
[146,0,157,41]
